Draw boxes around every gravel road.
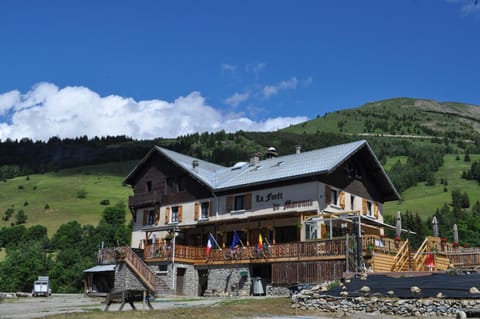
[0,294,343,319]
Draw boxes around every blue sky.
[0,0,479,141]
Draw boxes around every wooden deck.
[143,238,348,265]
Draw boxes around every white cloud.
[224,92,250,107]
[446,0,480,15]
[246,63,266,75]
[0,90,21,115]
[263,77,299,98]
[460,2,480,15]
[221,63,237,72]
[0,83,308,141]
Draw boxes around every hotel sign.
[256,191,313,211]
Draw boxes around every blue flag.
[231,230,240,249]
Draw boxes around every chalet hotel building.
[103,140,399,296]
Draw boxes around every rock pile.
[291,288,480,317]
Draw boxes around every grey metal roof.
[154,140,398,195]
[211,140,366,190]
[83,264,116,273]
[124,140,399,201]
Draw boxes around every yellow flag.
[258,233,263,250]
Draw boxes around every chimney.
[295,145,302,154]
[192,160,199,170]
[266,146,278,159]
[250,153,260,166]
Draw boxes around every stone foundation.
[114,263,145,291]
[202,265,252,297]
[291,295,480,317]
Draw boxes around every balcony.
[143,238,348,265]
[128,192,163,208]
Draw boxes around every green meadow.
[383,154,480,219]
[0,161,137,236]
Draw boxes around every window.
[201,202,210,219]
[368,202,374,216]
[171,206,179,223]
[226,193,251,213]
[234,195,245,211]
[305,222,318,240]
[144,210,155,225]
[350,195,355,210]
[146,180,152,192]
[330,189,338,206]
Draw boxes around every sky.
[0,0,479,141]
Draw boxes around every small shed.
[83,264,116,296]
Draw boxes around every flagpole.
[236,230,246,248]
[209,232,222,250]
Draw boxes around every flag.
[258,233,263,250]
[206,233,214,255]
[425,253,435,269]
[231,230,240,249]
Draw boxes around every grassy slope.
[283,98,479,137]
[383,154,480,219]
[0,161,137,236]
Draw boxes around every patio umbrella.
[453,224,459,244]
[395,211,402,238]
[432,216,439,237]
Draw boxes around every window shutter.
[321,224,326,238]
[165,207,170,224]
[362,199,367,215]
[143,209,148,225]
[374,203,379,218]
[154,208,160,225]
[244,193,252,210]
[178,206,183,222]
[339,192,345,209]
[325,186,331,205]
[194,202,200,220]
[226,196,233,212]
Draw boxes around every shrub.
[44,204,50,210]
[77,189,87,199]
[100,199,110,206]
[23,201,28,206]
[18,185,24,190]
[33,186,37,190]
[15,209,27,224]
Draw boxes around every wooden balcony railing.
[362,235,403,255]
[143,238,347,264]
[128,192,163,208]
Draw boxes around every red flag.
[425,253,435,268]
[206,234,213,255]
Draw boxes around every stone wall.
[203,265,251,297]
[113,263,146,291]
[292,294,480,317]
[148,263,198,296]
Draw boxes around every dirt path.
[0,294,230,319]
